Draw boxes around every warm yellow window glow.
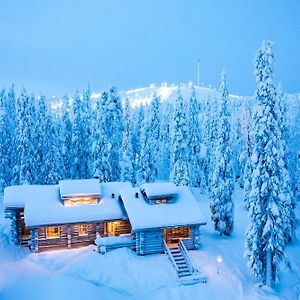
[78,224,89,236]
[46,226,60,239]
[155,199,168,204]
[64,197,98,206]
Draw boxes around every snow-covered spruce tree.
[170,89,190,186]
[16,89,36,184]
[159,101,172,180]
[61,95,73,179]
[210,70,234,236]
[137,105,154,184]
[131,106,144,181]
[287,101,300,203]
[188,87,204,188]
[81,85,93,178]
[242,104,254,209]
[275,84,295,243]
[203,94,218,190]
[148,94,161,180]
[43,114,64,185]
[0,90,11,191]
[5,85,17,185]
[71,90,85,179]
[107,86,123,181]
[93,92,112,182]
[34,95,49,184]
[245,41,290,286]
[120,95,135,184]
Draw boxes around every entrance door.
[164,227,190,246]
[20,210,30,242]
[105,222,116,236]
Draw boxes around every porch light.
[217,255,222,274]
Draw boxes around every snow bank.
[95,235,133,246]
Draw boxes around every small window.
[46,226,60,239]
[64,197,98,206]
[78,224,89,236]
[155,199,168,204]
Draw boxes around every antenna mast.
[197,59,200,86]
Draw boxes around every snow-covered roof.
[120,185,206,231]
[4,185,49,209]
[140,182,178,199]
[59,179,101,198]
[4,182,132,228]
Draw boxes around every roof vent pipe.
[135,192,139,198]
[112,193,115,199]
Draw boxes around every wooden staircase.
[164,239,207,285]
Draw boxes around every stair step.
[177,263,188,267]
[178,271,192,276]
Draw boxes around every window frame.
[46,226,61,239]
[78,224,89,236]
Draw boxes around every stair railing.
[179,238,194,273]
[164,240,179,273]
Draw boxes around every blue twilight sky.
[0,0,299,96]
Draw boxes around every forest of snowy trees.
[0,41,299,286]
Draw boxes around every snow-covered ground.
[0,187,299,300]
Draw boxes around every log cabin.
[119,182,206,255]
[4,180,206,255]
[4,179,132,252]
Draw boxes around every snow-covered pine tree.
[203,94,218,190]
[61,95,73,179]
[16,89,36,184]
[120,95,134,183]
[137,105,154,184]
[81,85,93,178]
[107,86,123,181]
[148,94,161,180]
[71,90,85,179]
[170,89,189,186]
[43,113,64,185]
[5,85,17,185]
[245,41,288,286]
[131,106,144,181]
[34,95,49,184]
[159,101,172,180]
[93,92,112,182]
[0,90,11,191]
[210,70,234,236]
[188,87,204,187]
[275,84,295,243]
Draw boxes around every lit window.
[46,226,60,239]
[155,199,168,204]
[64,197,98,206]
[78,224,89,236]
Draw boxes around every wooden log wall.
[31,221,132,252]
[114,220,132,236]
[136,229,164,255]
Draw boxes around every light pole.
[217,255,223,274]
